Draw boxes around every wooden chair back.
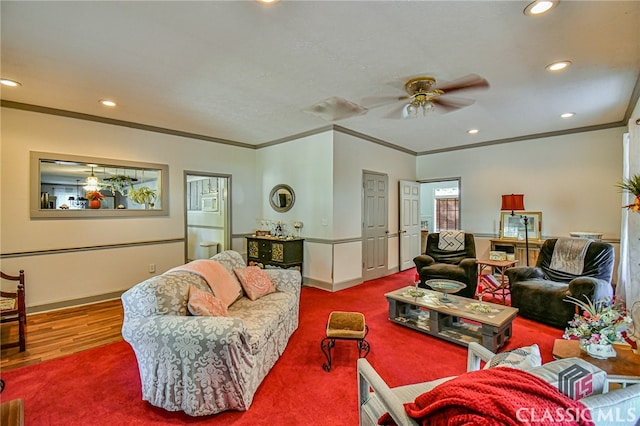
[0,270,26,352]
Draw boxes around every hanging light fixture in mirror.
[83,164,99,191]
[69,179,87,209]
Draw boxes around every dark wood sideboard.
[246,236,304,270]
[490,238,544,267]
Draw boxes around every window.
[437,198,459,230]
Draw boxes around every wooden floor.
[1,299,124,372]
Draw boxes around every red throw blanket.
[379,367,594,426]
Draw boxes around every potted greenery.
[128,186,157,209]
[617,174,640,213]
[102,175,138,196]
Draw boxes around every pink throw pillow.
[233,267,276,301]
[187,285,228,317]
[201,262,243,308]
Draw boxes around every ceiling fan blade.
[436,74,489,94]
[361,95,409,108]
[302,96,368,121]
[433,96,475,113]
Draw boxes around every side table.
[552,339,640,390]
[476,259,517,304]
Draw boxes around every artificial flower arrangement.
[85,190,106,201]
[563,295,631,346]
[617,173,640,213]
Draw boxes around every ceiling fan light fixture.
[407,92,436,117]
[403,104,417,119]
[524,0,558,16]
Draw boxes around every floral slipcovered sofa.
[121,250,302,416]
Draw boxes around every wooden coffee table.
[385,286,518,352]
[552,339,640,388]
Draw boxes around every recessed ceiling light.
[0,78,22,87]
[546,60,571,72]
[99,99,117,107]
[560,112,575,118]
[467,129,479,135]
[524,0,558,16]
[257,0,279,4]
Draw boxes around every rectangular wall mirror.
[30,151,169,218]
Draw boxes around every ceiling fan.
[374,74,490,119]
[303,74,489,121]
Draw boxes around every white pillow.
[483,344,542,370]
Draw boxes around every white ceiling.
[2,1,639,154]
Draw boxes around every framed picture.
[500,211,542,240]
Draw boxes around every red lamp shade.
[501,194,525,211]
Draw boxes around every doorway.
[419,178,461,232]
[419,178,461,252]
[184,172,231,262]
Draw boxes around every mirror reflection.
[269,184,295,212]
[31,152,168,218]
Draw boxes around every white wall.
[332,132,416,287]
[256,131,334,239]
[256,129,416,291]
[2,106,629,307]
[1,107,260,309]
[255,131,334,284]
[416,127,625,240]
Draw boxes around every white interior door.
[399,180,420,271]
[362,172,388,281]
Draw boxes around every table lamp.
[501,194,530,266]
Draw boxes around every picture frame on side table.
[500,211,542,240]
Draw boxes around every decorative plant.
[128,186,157,206]
[85,190,106,201]
[616,174,640,213]
[102,175,138,196]
[563,295,631,346]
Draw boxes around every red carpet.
[0,269,563,425]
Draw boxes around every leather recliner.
[505,238,614,329]
[413,232,478,299]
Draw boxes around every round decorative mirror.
[269,184,295,213]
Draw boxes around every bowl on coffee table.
[425,279,466,303]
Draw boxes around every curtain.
[616,121,640,309]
